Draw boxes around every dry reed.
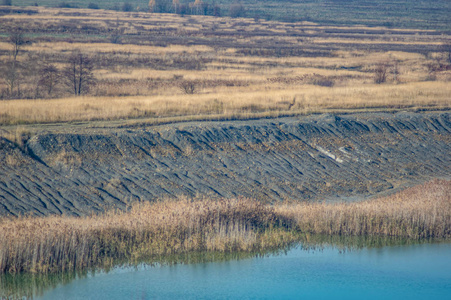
[0,179,449,275]
[0,198,296,274]
[277,179,451,239]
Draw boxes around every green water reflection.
[1,235,448,299]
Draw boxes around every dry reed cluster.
[276,179,451,239]
[0,179,449,274]
[0,198,296,274]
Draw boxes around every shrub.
[87,2,100,9]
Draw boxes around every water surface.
[34,242,451,300]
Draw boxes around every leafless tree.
[149,0,171,13]
[229,2,245,18]
[38,63,59,96]
[9,28,26,62]
[2,27,27,96]
[374,62,388,84]
[110,17,122,44]
[440,43,451,65]
[179,80,197,94]
[391,59,400,83]
[63,52,95,96]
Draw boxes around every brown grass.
[0,82,449,126]
[277,179,451,238]
[0,179,449,275]
[0,198,297,274]
[0,7,450,125]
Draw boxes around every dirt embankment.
[0,112,450,217]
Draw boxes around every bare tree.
[374,62,388,84]
[391,59,400,83]
[110,17,122,44]
[9,28,26,62]
[38,63,59,96]
[179,80,198,94]
[229,2,245,18]
[440,43,451,65]
[149,0,171,13]
[63,52,95,96]
[2,27,27,97]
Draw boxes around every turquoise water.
[34,242,451,300]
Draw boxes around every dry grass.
[0,81,449,126]
[277,179,451,239]
[0,7,450,125]
[0,198,297,274]
[0,179,449,275]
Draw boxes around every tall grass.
[276,179,451,239]
[1,82,449,126]
[0,198,297,274]
[0,179,449,274]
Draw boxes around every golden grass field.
[0,179,449,274]
[0,7,450,127]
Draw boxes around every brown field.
[0,179,449,274]
[0,7,450,127]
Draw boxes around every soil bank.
[0,112,450,216]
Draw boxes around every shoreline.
[1,179,449,275]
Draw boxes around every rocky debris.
[0,112,450,216]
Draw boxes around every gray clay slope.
[0,112,450,216]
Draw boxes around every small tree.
[213,5,221,17]
[38,63,59,96]
[391,59,400,83]
[374,62,388,84]
[88,2,100,9]
[229,2,245,18]
[110,17,122,44]
[122,2,133,12]
[63,52,95,96]
[149,0,171,13]
[2,27,27,97]
[179,80,197,94]
[440,43,451,65]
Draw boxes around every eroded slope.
[0,112,450,216]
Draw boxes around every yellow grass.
[0,82,449,126]
[0,7,450,126]
[0,179,449,274]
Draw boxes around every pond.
[2,239,450,299]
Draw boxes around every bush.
[374,62,388,84]
[87,2,99,9]
[58,2,77,8]
[229,3,245,18]
[122,2,133,12]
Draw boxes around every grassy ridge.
[0,179,449,274]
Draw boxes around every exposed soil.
[0,111,450,217]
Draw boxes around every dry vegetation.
[0,7,450,127]
[0,179,449,275]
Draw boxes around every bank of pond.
[0,179,449,298]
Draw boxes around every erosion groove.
[0,112,450,217]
